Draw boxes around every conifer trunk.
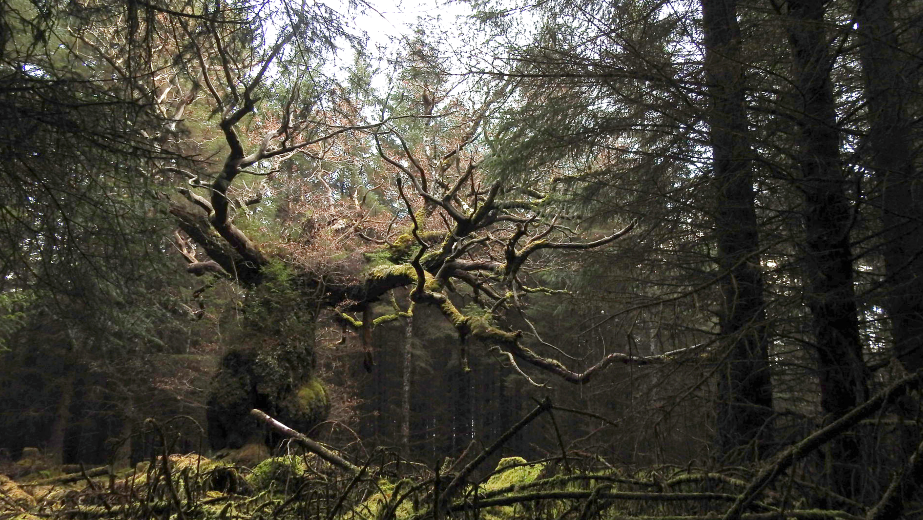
[786,0,868,495]
[401,313,413,457]
[856,0,923,372]
[48,367,76,465]
[700,0,773,459]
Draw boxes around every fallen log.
[22,466,110,486]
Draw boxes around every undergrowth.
[0,442,875,520]
[4,393,918,520]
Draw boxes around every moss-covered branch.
[416,285,697,384]
[453,490,769,510]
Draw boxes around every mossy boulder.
[478,458,546,520]
[279,377,329,429]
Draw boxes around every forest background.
[0,0,922,516]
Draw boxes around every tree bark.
[786,0,868,495]
[451,360,472,453]
[400,313,413,458]
[47,366,76,466]
[700,0,774,460]
[855,0,923,372]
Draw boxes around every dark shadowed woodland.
[1,0,923,518]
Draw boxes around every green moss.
[371,313,403,327]
[369,263,416,280]
[389,233,417,260]
[0,474,36,510]
[380,231,446,265]
[423,275,442,292]
[337,311,364,328]
[350,478,419,520]
[440,298,469,328]
[209,335,324,451]
[483,458,544,492]
[246,455,308,491]
[497,457,527,469]
[477,458,547,520]
[366,262,444,296]
[118,454,245,495]
[296,377,329,415]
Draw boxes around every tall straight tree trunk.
[786,0,868,495]
[450,365,472,453]
[856,0,923,372]
[48,366,76,465]
[400,313,413,458]
[700,0,774,460]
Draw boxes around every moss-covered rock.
[476,458,547,520]
[286,377,330,427]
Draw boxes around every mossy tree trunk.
[206,267,330,451]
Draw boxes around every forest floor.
[0,444,873,520]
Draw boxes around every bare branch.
[506,219,637,280]
[177,187,214,215]
[250,409,358,473]
[398,177,429,301]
